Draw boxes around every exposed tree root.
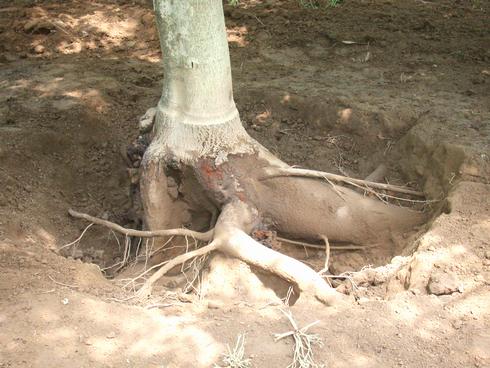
[58,222,94,250]
[364,163,387,182]
[95,0,435,312]
[261,166,425,197]
[67,140,427,307]
[68,201,345,305]
[276,236,373,251]
[68,208,213,241]
[319,235,330,274]
[135,239,221,298]
[211,201,343,305]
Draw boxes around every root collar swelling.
[129,141,425,305]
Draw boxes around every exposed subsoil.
[0,0,489,367]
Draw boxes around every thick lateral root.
[67,207,344,305]
[134,233,342,305]
[213,201,343,305]
[68,209,214,241]
[219,226,341,305]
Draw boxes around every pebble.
[427,271,460,295]
[141,13,154,26]
[106,331,117,339]
[207,300,221,309]
[452,320,463,330]
[23,19,54,33]
[34,45,45,54]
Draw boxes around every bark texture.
[148,0,254,163]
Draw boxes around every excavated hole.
[60,92,452,301]
[239,92,438,281]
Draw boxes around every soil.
[1,0,489,367]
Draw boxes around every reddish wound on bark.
[199,160,223,180]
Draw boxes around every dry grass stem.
[274,309,324,368]
[216,334,252,368]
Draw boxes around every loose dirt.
[1,0,489,367]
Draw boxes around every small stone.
[373,271,388,286]
[177,293,194,303]
[33,44,45,54]
[427,271,460,295]
[106,331,117,339]
[141,13,154,26]
[24,18,54,33]
[352,271,371,286]
[230,9,244,20]
[484,250,490,260]
[474,275,484,282]
[127,168,139,184]
[72,249,83,259]
[357,297,370,305]
[336,283,352,295]
[207,300,221,309]
[452,320,463,330]
[167,186,179,199]
[167,176,178,188]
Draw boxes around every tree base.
[132,134,426,305]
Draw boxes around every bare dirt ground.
[1,0,489,367]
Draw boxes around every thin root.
[276,236,373,251]
[134,239,221,299]
[59,223,94,251]
[319,235,330,274]
[261,167,425,197]
[68,208,214,241]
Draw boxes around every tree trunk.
[149,0,254,163]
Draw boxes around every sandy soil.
[0,0,489,367]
